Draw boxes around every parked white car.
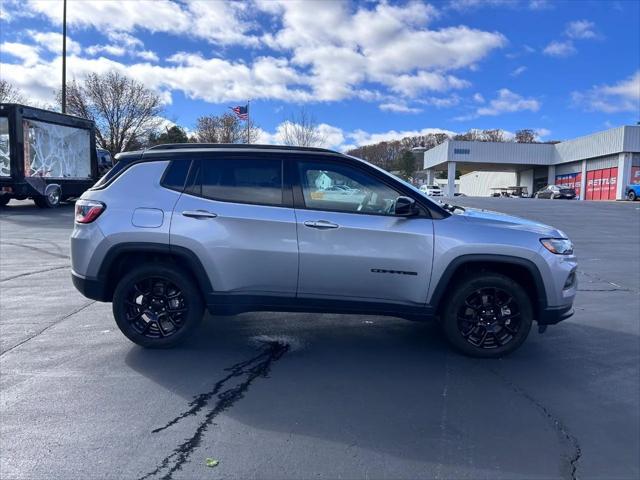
[419,184,443,196]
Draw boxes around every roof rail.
[146,143,335,153]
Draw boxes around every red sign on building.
[585,167,617,200]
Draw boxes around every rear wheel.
[112,264,204,348]
[628,190,637,201]
[441,273,533,358]
[33,186,61,208]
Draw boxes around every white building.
[422,125,640,200]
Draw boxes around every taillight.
[75,199,105,224]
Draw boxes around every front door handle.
[182,210,217,219]
[304,220,339,229]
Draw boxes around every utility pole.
[61,0,67,113]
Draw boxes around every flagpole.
[246,100,250,144]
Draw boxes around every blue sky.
[1,0,638,150]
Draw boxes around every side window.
[190,158,283,206]
[297,161,402,215]
[161,159,191,192]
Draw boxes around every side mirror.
[394,196,419,216]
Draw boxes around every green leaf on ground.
[205,458,219,468]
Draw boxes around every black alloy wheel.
[125,277,188,339]
[113,264,204,348]
[441,273,533,357]
[457,287,521,349]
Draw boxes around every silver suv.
[71,144,577,357]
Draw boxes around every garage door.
[585,167,617,200]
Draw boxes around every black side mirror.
[394,196,419,216]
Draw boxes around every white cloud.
[30,31,82,55]
[258,1,505,100]
[544,19,597,58]
[379,102,422,114]
[477,89,540,115]
[543,40,576,57]
[1,0,508,106]
[511,66,527,76]
[572,71,640,113]
[529,0,553,10]
[0,42,41,66]
[565,20,596,39]
[456,88,540,120]
[534,128,551,139]
[473,93,485,103]
[86,32,159,62]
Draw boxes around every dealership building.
[420,125,640,200]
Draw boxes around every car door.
[293,157,434,306]
[170,154,298,296]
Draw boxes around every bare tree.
[515,129,537,143]
[280,108,325,147]
[60,71,163,156]
[193,113,259,144]
[481,129,507,142]
[0,80,26,103]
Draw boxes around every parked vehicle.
[70,144,577,358]
[0,104,99,208]
[96,148,113,177]
[625,184,640,201]
[419,184,443,196]
[534,185,577,199]
[490,186,529,198]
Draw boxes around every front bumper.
[537,304,574,325]
[71,270,109,301]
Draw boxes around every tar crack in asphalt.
[488,367,582,480]
[138,339,290,480]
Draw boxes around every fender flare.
[428,254,548,312]
[97,242,213,297]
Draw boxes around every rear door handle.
[182,210,217,219]
[304,220,339,229]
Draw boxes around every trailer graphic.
[0,104,99,208]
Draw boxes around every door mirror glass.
[394,196,418,216]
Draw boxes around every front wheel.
[0,195,10,207]
[112,264,204,348]
[441,273,533,358]
[628,190,637,201]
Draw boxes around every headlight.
[540,238,573,255]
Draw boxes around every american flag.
[230,105,248,120]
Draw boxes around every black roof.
[146,143,336,153]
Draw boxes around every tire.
[441,272,533,358]
[112,263,204,348]
[628,190,637,201]
[33,186,61,208]
[0,195,9,207]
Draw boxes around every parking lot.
[1,197,638,480]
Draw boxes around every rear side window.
[161,159,191,192]
[92,159,129,189]
[188,158,283,206]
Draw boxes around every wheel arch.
[429,254,547,318]
[98,243,213,302]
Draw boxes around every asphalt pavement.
[1,197,638,480]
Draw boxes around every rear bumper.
[71,270,109,301]
[537,304,574,325]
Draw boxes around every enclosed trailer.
[0,103,98,208]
